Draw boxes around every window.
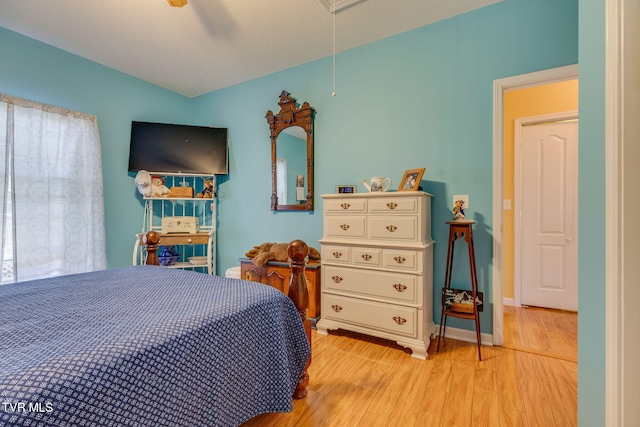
[0,95,106,284]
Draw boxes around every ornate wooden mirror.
[265,91,315,211]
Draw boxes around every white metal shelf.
[133,173,217,275]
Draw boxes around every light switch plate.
[453,195,469,210]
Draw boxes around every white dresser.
[316,191,435,360]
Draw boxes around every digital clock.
[336,185,357,194]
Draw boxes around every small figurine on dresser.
[196,180,214,198]
[452,199,466,220]
[151,176,170,197]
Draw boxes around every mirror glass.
[276,126,307,206]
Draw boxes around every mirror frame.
[265,91,315,211]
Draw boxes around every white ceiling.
[0,0,500,98]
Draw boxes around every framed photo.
[398,167,425,191]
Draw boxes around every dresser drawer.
[325,216,366,238]
[324,294,417,338]
[368,197,418,214]
[352,247,381,267]
[325,198,367,213]
[368,216,418,241]
[383,249,419,271]
[322,245,351,264]
[324,265,418,303]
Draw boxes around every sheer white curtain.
[0,94,106,283]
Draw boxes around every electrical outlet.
[453,195,469,210]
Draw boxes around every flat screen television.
[128,121,228,175]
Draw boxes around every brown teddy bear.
[196,180,214,198]
[245,242,276,259]
[245,242,321,267]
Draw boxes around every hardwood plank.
[415,348,452,427]
[242,314,577,427]
[373,361,424,421]
[518,376,557,427]
[502,306,577,362]
[470,365,500,427]
[440,358,475,426]
[515,352,561,427]
[493,347,529,427]
[544,382,578,427]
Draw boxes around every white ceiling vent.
[317,0,369,13]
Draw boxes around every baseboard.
[503,297,514,307]
[434,325,493,346]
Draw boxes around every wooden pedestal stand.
[437,220,482,361]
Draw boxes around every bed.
[0,235,312,427]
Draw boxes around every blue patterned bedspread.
[0,266,310,427]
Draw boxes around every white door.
[515,112,578,311]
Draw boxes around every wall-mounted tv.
[128,121,228,175]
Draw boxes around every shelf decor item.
[158,245,180,266]
[196,180,214,198]
[336,185,357,194]
[168,186,194,198]
[452,199,466,220]
[134,170,152,197]
[361,176,392,192]
[188,256,207,265]
[151,176,170,198]
[442,288,483,313]
[398,168,425,191]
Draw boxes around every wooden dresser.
[316,192,434,360]
[239,258,321,319]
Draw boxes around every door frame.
[513,110,579,308]
[491,64,578,346]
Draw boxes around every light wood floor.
[502,306,577,362]
[243,307,578,427]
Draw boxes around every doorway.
[491,64,579,347]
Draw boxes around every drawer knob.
[187,238,193,243]
[361,253,372,261]
[331,275,343,283]
[393,316,407,325]
[393,283,407,292]
[332,251,343,259]
[386,225,398,232]
[340,203,351,209]
[332,304,343,312]
[340,224,350,231]
[394,256,406,264]
[386,202,398,209]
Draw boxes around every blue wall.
[0,26,193,272]
[3,0,607,423]
[578,0,606,425]
[191,0,578,337]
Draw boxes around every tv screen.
[128,121,228,175]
